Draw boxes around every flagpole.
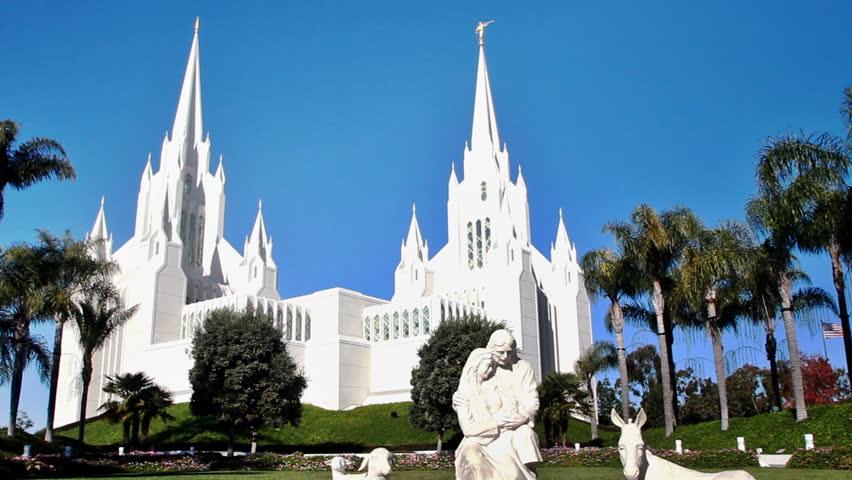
[821,320,828,358]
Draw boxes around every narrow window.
[415,269,418,280]
[184,173,192,193]
[305,312,311,341]
[373,316,380,341]
[467,222,474,269]
[180,211,187,244]
[393,312,400,339]
[485,218,491,252]
[188,214,197,264]
[286,308,293,340]
[476,220,483,268]
[196,215,205,265]
[423,306,430,334]
[402,310,410,337]
[382,313,390,340]
[295,310,302,341]
[481,181,487,201]
[276,309,283,331]
[364,316,371,341]
[413,308,420,336]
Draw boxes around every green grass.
[45,401,851,455]
[46,467,852,480]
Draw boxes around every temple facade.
[55,21,593,426]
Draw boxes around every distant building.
[55,21,593,426]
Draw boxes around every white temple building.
[55,21,593,426]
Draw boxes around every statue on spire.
[475,20,494,46]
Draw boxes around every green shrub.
[787,447,852,470]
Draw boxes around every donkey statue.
[611,409,756,480]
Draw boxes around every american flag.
[822,322,844,339]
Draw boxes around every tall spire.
[87,197,113,260]
[470,24,500,153]
[245,199,272,263]
[171,17,203,147]
[402,203,427,261]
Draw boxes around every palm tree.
[679,221,752,430]
[538,371,588,447]
[580,247,639,421]
[739,245,837,411]
[40,230,118,442]
[0,120,75,221]
[139,384,174,446]
[100,372,153,448]
[747,133,848,421]
[73,284,138,443]
[574,341,617,440]
[0,241,53,437]
[605,204,702,436]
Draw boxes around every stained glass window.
[413,308,420,336]
[393,312,400,339]
[402,310,410,337]
[423,306,431,334]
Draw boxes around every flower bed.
[787,447,852,470]
[0,447,763,476]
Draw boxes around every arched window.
[184,173,192,193]
[373,315,380,341]
[276,309,283,331]
[423,306,431,334]
[383,313,390,341]
[364,316,371,341]
[196,215,205,265]
[392,312,400,339]
[485,218,491,252]
[413,308,420,336]
[441,301,446,322]
[305,312,311,341]
[180,211,187,244]
[180,314,187,339]
[481,181,487,200]
[476,220,483,268]
[188,214,197,264]
[402,310,410,337]
[295,310,302,341]
[286,308,293,340]
[467,222,474,269]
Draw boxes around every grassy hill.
[2,401,843,456]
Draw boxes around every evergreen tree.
[409,314,504,452]
[189,307,307,456]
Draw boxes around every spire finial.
[100,196,105,207]
[412,203,417,214]
[559,207,563,219]
[476,20,494,46]
[194,17,200,33]
[258,199,263,211]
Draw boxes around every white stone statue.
[326,448,394,480]
[612,408,756,480]
[452,329,541,480]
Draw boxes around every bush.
[787,446,852,470]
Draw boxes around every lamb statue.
[326,448,394,480]
[611,408,756,480]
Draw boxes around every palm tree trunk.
[78,360,93,444]
[141,415,151,447]
[664,310,678,421]
[7,337,28,437]
[612,302,631,420]
[765,331,782,410]
[227,425,236,457]
[589,379,599,441]
[45,317,65,443]
[131,415,140,450]
[779,272,807,421]
[651,279,675,436]
[829,245,852,379]
[123,420,131,446]
[707,314,729,431]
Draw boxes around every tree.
[595,378,623,426]
[99,372,173,449]
[72,284,138,443]
[581,247,639,421]
[189,307,307,456]
[538,371,588,447]
[409,314,504,452]
[606,205,703,435]
[40,230,117,442]
[0,240,52,437]
[747,132,848,420]
[0,120,75,221]
[800,354,841,406]
[679,221,752,430]
[574,340,616,440]
[625,344,661,399]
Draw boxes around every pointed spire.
[90,196,109,240]
[246,199,271,262]
[215,154,226,183]
[171,17,204,147]
[470,37,500,152]
[449,162,458,185]
[516,163,526,189]
[555,208,570,248]
[403,204,426,261]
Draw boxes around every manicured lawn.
[53,467,851,480]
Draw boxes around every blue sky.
[2,1,851,431]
